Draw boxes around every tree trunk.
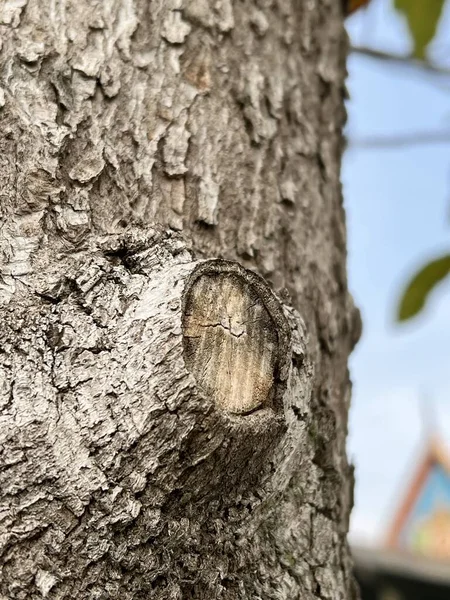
[0,0,361,598]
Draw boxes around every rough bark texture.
[0,0,361,599]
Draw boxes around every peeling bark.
[0,0,360,599]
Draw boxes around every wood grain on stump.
[182,261,285,414]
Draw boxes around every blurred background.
[344,0,450,598]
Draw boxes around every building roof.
[385,437,450,559]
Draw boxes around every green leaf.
[394,0,445,59]
[397,254,450,321]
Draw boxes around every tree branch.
[348,130,450,149]
[350,45,450,77]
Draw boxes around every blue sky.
[344,0,450,544]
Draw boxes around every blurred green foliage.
[394,0,446,59]
[392,0,449,321]
[397,256,450,321]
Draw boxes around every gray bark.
[0,0,361,598]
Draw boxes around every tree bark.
[0,0,361,598]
